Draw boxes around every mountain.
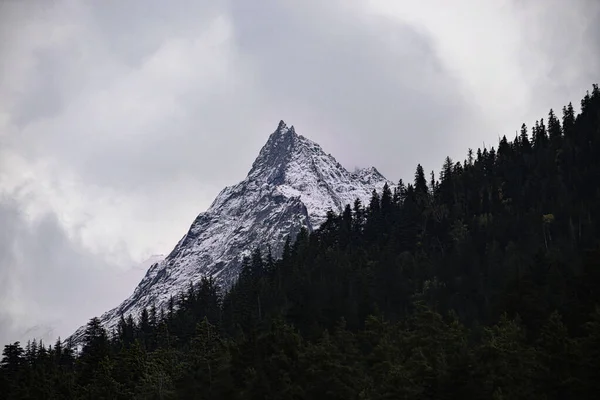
[115,254,165,287]
[8,86,600,399]
[68,121,390,343]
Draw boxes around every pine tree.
[414,164,429,211]
[415,164,428,195]
[251,247,264,278]
[369,189,381,216]
[548,109,562,148]
[519,124,531,153]
[352,198,365,233]
[380,183,393,215]
[393,179,406,205]
[1,342,24,372]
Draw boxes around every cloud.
[0,0,598,343]
[0,195,152,345]
[227,0,475,180]
[367,0,599,153]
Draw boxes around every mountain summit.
[69,121,390,342]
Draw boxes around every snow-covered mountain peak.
[352,166,387,186]
[68,121,392,345]
[276,119,288,132]
[246,120,328,186]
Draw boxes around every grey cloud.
[513,0,600,109]
[3,13,265,196]
[228,0,474,180]
[11,48,68,126]
[0,197,145,345]
[86,0,225,67]
[4,0,474,200]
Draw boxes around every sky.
[0,0,598,345]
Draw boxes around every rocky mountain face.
[69,121,390,343]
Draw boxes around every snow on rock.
[68,121,391,344]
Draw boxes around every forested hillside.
[2,84,600,399]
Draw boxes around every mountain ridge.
[68,121,391,343]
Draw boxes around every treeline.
[2,84,600,399]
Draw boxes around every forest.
[1,84,600,399]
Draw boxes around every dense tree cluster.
[2,84,600,399]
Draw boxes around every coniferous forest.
[2,85,600,399]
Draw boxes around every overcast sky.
[0,0,598,345]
